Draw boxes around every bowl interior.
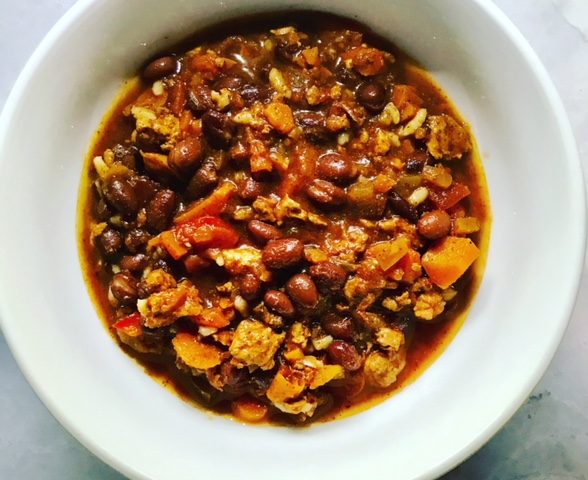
[0,0,584,479]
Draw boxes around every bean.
[356,81,387,112]
[112,144,138,170]
[317,152,357,184]
[134,128,163,152]
[239,177,263,202]
[309,262,348,291]
[99,228,123,257]
[321,314,355,340]
[406,151,428,173]
[146,189,177,232]
[185,162,219,200]
[103,175,139,215]
[110,272,139,306]
[143,56,178,80]
[261,238,304,269]
[294,110,328,142]
[306,179,347,207]
[213,76,244,91]
[240,84,272,105]
[219,362,248,394]
[236,274,261,300]
[120,254,148,272]
[201,110,234,149]
[286,273,319,308]
[247,220,283,244]
[388,190,419,223]
[264,290,295,317]
[187,85,213,113]
[417,210,451,240]
[124,228,151,254]
[327,340,362,371]
[168,137,203,174]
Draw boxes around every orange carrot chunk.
[422,236,480,289]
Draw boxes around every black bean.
[103,175,139,215]
[388,190,419,223]
[286,274,319,308]
[309,262,348,291]
[213,76,244,91]
[146,189,177,232]
[294,110,329,142]
[356,81,387,112]
[321,314,355,340]
[120,254,148,272]
[406,151,429,173]
[201,111,234,149]
[110,273,139,306]
[143,56,178,80]
[240,84,272,105]
[262,238,304,269]
[185,162,219,200]
[187,85,213,113]
[112,144,138,170]
[239,177,263,202]
[327,340,362,371]
[417,210,451,240]
[168,137,203,174]
[306,179,347,207]
[317,152,357,184]
[264,290,295,318]
[124,229,151,254]
[235,274,261,300]
[247,220,283,244]
[99,228,123,257]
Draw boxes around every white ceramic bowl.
[0,0,584,479]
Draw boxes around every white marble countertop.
[1,1,587,478]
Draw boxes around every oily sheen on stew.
[79,17,489,425]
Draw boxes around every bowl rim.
[0,0,585,479]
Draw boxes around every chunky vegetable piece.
[81,17,487,425]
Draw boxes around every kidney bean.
[356,81,387,112]
[309,262,348,291]
[201,110,234,149]
[247,220,283,244]
[168,137,203,174]
[306,179,347,207]
[124,229,152,254]
[146,189,176,232]
[110,272,139,306]
[262,238,304,269]
[406,151,429,173]
[103,175,139,215]
[99,228,123,257]
[185,162,219,200]
[95,198,112,221]
[264,290,295,318]
[327,340,362,371]
[236,274,261,300]
[417,210,451,240]
[120,254,148,272]
[317,152,357,184]
[321,314,355,340]
[388,190,418,223]
[143,56,178,80]
[286,274,319,308]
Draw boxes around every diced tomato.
[397,249,422,283]
[113,312,143,337]
[193,306,234,329]
[174,181,237,225]
[429,183,471,210]
[176,216,239,250]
